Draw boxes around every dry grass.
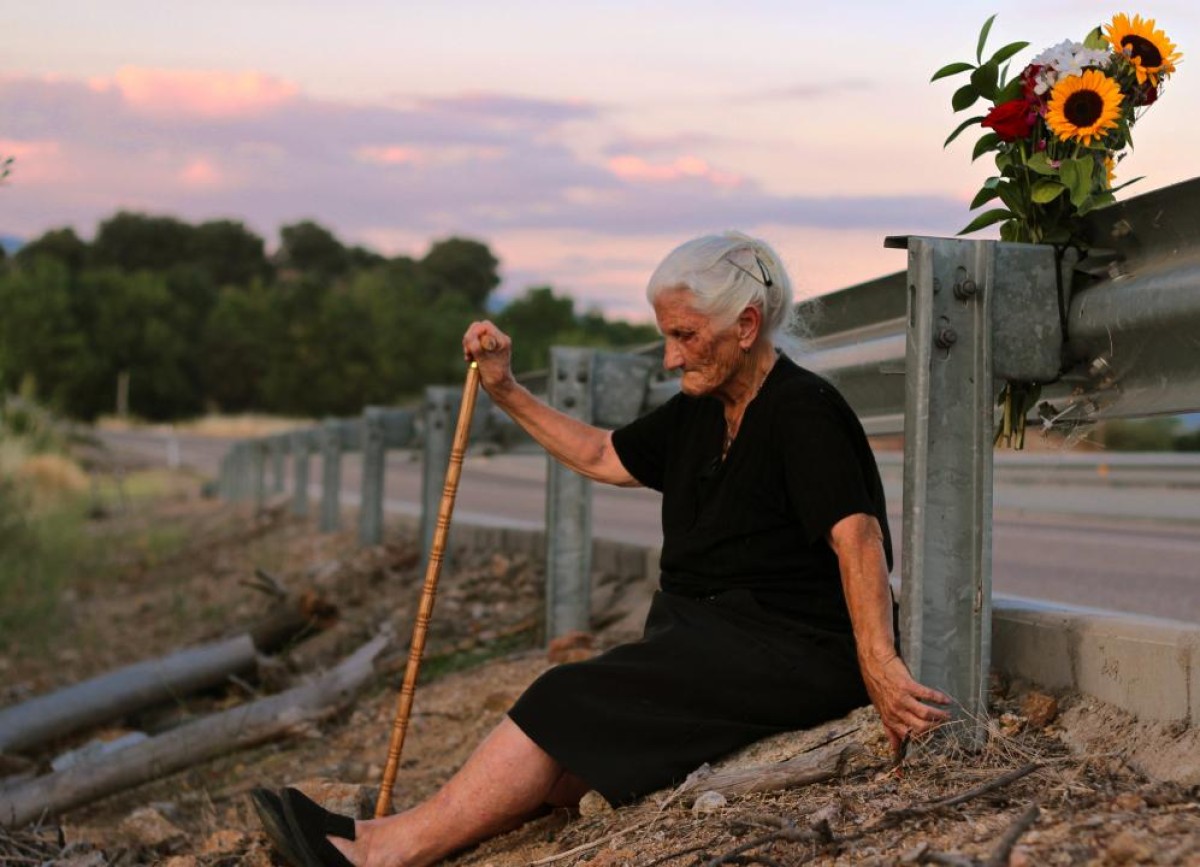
[96,414,309,439]
[12,453,89,502]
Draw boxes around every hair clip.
[725,252,773,287]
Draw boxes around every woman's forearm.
[486,378,636,487]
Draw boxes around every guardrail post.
[320,419,343,532]
[360,407,386,546]
[217,452,230,500]
[251,440,267,510]
[898,236,1067,746]
[271,435,288,494]
[900,237,995,746]
[545,347,595,639]
[226,444,240,501]
[421,387,457,561]
[291,430,312,517]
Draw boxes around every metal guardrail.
[217,177,1200,743]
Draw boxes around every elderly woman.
[259,232,950,867]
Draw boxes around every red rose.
[981,98,1037,142]
[1136,83,1159,106]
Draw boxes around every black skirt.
[507,589,870,806]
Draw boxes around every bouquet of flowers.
[935,12,1180,246]
[934,13,1180,447]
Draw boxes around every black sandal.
[250,788,306,867]
[280,786,358,867]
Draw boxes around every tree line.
[0,213,658,421]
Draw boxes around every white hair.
[646,231,799,353]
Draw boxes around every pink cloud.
[0,138,64,184]
[179,157,223,188]
[355,144,507,167]
[90,67,299,119]
[607,154,742,188]
[356,145,424,166]
[0,138,61,159]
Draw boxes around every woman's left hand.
[860,651,952,753]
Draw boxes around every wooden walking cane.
[374,335,496,818]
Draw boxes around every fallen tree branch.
[0,635,258,755]
[701,817,832,867]
[676,741,864,806]
[0,634,388,828]
[0,588,337,757]
[529,815,660,866]
[984,803,1039,867]
[865,762,1042,833]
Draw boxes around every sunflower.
[1104,154,1116,188]
[1045,70,1124,145]
[1104,13,1182,86]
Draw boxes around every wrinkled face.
[653,287,742,398]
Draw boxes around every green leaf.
[944,115,985,147]
[976,14,997,64]
[958,207,1012,235]
[982,175,1003,189]
[1084,26,1107,50]
[995,181,1026,218]
[989,40,1030,65]
[1061,156,1094,207]
[952,83,980,111]
[995,151,1013,171]
[1109,175,1144,194]
[969,186,1001,209]
[972,132,1000,161]
[931,61,976,82]
[995,76,1024,103]
[1025,152,1058,176]
[1031,179,1067,203]
[970,62,999,99]
[999,221,1019,242]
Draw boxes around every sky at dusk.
[3,1,1197,320]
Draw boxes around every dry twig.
[984,803,1040,867]
[865,761,1042,833]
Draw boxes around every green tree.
[188,220,270,287]
[1102,417,1181,451]
[0,260,89,411]
[1175,428,1200,452]
[496,286,577,372]
[278,221,350,279]
[201,283,276,412]
[421,238,499,310]
[78,269,201,420]
[15,227,88,274]
[91,212,195,272]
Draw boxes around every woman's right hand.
[463,320,515,396]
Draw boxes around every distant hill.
[1,235,24,255]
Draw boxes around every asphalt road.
[97,429,1200,624]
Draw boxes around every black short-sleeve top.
[611,354,892,632]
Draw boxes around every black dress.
[508,355,892,805]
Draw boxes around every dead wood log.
[676,741,864,805]
[0,635,258,756]
[0,590,338,757]
[248,589,339,654]
[0,634,388,828]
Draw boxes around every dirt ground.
[1,469,1198,866]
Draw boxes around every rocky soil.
[1,473,1197,866]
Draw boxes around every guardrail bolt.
[935,327,958,350]
[953,278,977,299]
